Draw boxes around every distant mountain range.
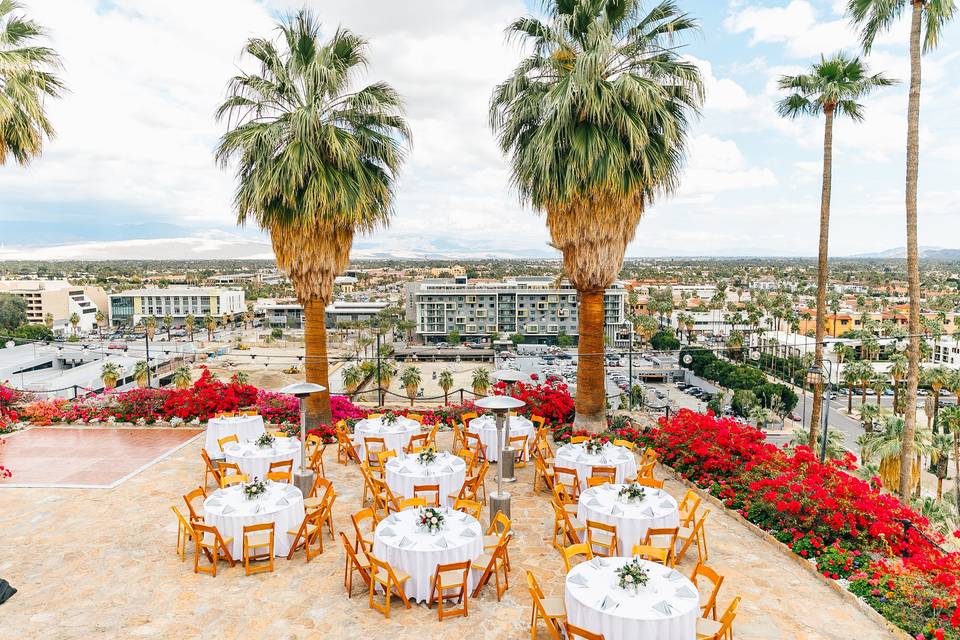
[847,246,960,259]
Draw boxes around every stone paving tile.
[0,430,897,639]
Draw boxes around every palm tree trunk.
[809,106,835,450]
[848,386,853,413]
[304,299,332,426]
[899,1,923,501]
[575,289,606,432]
[893,382,899,416]
[953,432,960,513]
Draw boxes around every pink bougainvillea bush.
[638,409,960,639]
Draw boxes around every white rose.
[625,575,634,583]
[431,517,438,524]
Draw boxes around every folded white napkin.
[610,505,622,516]
[285,486,299,497]
[596,558,610,567]
[459,512,470,522]
[586,498,602,508]
[222,505,235,514]
[276,496,290,506]
[577,454,588,463]
[206,499,223,507]
[652,600,675,615]
[398,536,413,548]
[434,537,448,549]
[380,527,396,537]
[667,570,684,582]
[459,528,476,538]
[386,514,399,525]
[442,465,454,473]
[675,586,697,598]
[254,503,262,514]
[599,456,609,464]
[659,500,673,510]
[567,573,589,587]
[599,595,619,611]
[398,466,411,474]
[640,507,654,517]
[242,450,253,457]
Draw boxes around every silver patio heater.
[279,382,326,495]
[490,369,528,483]
[475,395,525,526]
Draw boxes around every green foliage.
[446,329,461,344]
[706,394,723,415]
[731,389,758,418]
[270,328,284,339]
[509,333,524,346]
[649,330,680,351]
[6,323,53,342]
[556,331,574,347]
[0,293,27,331]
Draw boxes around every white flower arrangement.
[616,558,649,592]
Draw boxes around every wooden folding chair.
[696,596,740,640]
[200,448,221,488]
[192,522,235,576]
[183,486,207,523]
[471,534,511,600]
[336,425,361,465]
[553,466,581,500]
[351,507,378,553]
[453,498,482,520]
[405,433,430,453]
[340,531,371,597]
[591,465,617,484]
[690,561,725,620]
[484,510,512,570]
[286,509,323,561]
[508,434,528,468]
[586,520,618,557]
[265,470,292,483]
[426,423,440,449]
[374,448,396,477]
[559,542,593,572]
[413,483,441,507]
[527,570,565,640]
[170,505,196,561]
[451,421,467,454]
[305,435,326,478]
[364,437,387,473]
[429,560,471,621]
[464,431,488,463]
[268,458,294,475]
[679,489,702,526]
[631,543,670,566]
[613,438,636,451]
[530,414,547,431]
[642,526,680,567]
[366,552,412,618]
[635,475,664,490]
[677,509,710,564]
[532,448,555,493]
[216,434,239,453]
[565,622,605,640]
[304,476,332,511]
[242,522,275,575]
[474,460,490,504]
[637,458,657,480]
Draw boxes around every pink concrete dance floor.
[0,427,202,488]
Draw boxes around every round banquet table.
[202,481,305,558]
[565,557,699,640]
[467,415,534,462]
[555,443,638,490]
[372,506,484,602]
[354,416,422,458]
[577,483,680,554]
[204,415,266,454]
[385,451,467,508]
[223,437,302,482]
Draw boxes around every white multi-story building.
[932,337,960,369]
[108,287,245,327]
[404,276,630,345]
[0,280,108,333]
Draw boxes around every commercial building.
[252,299,388,329]
[108,287,245,327]
[0,280,108,334]
[403,276,629,345]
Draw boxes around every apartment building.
[404,276,629,345]
[108,287,245,327]
[0,280,108,332]
[253,299,387,329]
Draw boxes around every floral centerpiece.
[583,437,607,455]
[243,478,267,500]
[416,507,445,534]
[254,432,275,448]
[617,483,646,504]
[616,558,649,593]
[382,411,400,426]
[417,447,437,465]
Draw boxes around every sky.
[0,0,957,260]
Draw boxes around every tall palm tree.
[438,370,454,405]
[185,313,195,342]
[777,53,894,450]
[172,365,192,390]
[848,0,956,500]
[888,353,908,414]
[100,362,121,389]
[490,0,703,431]
[163,313,173,340]
[203,314,215,341]
[0,0,64,165]
[342,364,363,395]
[133,361,149,388]
[94,310,105,339]
[924,366,952,433]
[216,11,409,426]
[861,414,932,494]
[68,312,79,337]
[400,365,421,406]
[471,368,491,397]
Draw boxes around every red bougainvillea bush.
[639,409,960,639]
[491,379,575,425]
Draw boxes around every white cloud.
[724,1,858,58]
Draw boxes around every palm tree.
[910,496,958,536]
[842,364,860,413]
[162,314,173,340]
[930,432,952,500]
[43,312,53,330]
[185,314,195,342]
[203,314,215,341]
[848,0,956,501]
[132,361,149,388]
[860,402,882,433]
[376,361,397,406]
[790,426,846,460]
[68,312,80,337]
[438,370,454,405]
[888,353,908,414]
[400,366,422,406]
[924,366,952,433]
[100,362,121,390]
[471,368,491,397]
[778,53,894,450]
[342,364,363,395]
[172,365,192,390]
[0,1,64,165]
[94,310,105,339]
[940,406,960,512]
[870,372,887,406]
[142,315,157,340]
[216,11,409,426]
[490,0,703,431]
[860,414,932,494]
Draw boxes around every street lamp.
[475,395,525,526]
[279,382,327,494]
[806,360,833,462]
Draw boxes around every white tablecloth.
[224,438,302,482]
[577,484,680,554]
[384,451,467,508]
[565,557,699,640]
[354,417,422,458]
[204,415,266,454]
[555,443,638,490]
[467,415,534,461]
[372,506,483,602]
[202,482,305,558]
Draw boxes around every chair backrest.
[406,413,424,424]
[631,543,670,565]
[367,552,403,587]
[218,461,242,475]
[221,473,248,487]
[643,526,680,552]
[635,476,664,489]
[641,447,658,464]
[530,414,546,430]
[265,470,292,483]
[367,413,384,419]
[591,465,617,480]
[200,448,215,469]
[453,498,482,520]
[460,411,478,423]
[364,437,386,466]
[242,522,275,549]
[561,542,593,572]
[690,561,725,614]
[217,434,239,451]
[405,433,429,453]
[340,530,369,571]
[553,466,580,498]
[508,434,528,455]
[586,476,611,488]
[309,476,332,501]
[586,519,618,554]
[268,459,294,474]
[376,449,397,469]
[612,438,635,450]
[487,510,511,537]
[716,596,741,636]
[399,497,427,510]
[351,507,377,549]
[305,433,322,451]
[475,460,490,484]
[171,505,193,535]
[565,622,605,640]
[412,484,440,507]
[184,486,206,521]
[569,436,589,444]
[637,459,656,479]
[552,482,576,505]
[193,522,231,559]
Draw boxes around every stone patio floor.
[0,428,897,639]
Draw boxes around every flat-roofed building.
[0,280,108,333]
[108,287,245,327]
